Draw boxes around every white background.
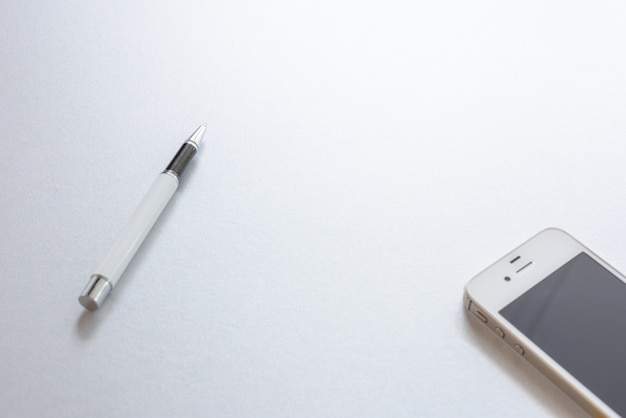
[2,1,626,416]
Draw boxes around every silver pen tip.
[187,124,207,148]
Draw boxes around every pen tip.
[188,124,207,148]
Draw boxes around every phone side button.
[473,310,488,323]
[514,344,525,356]
[494,327,505,338]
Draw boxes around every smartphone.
[465,228,626,417]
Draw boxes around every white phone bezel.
[465,227,622,418]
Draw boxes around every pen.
[79,124,206,311]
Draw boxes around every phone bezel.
[465,227,623,418]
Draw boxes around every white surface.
[2,1,626,417]
[95,172,178,287]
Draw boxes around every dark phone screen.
[500,252,626,415]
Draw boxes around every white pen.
[79,124,206,311]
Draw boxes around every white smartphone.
[465,228,626,417]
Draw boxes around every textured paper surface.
[2,1,626,417]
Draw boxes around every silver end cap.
[79,275,112,311]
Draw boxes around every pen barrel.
[94,172,179,287]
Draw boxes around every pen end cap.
[79,275,112,311]
[79,295,100,311]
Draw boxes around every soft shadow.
[75,310,101,339]
[74,297,114,339]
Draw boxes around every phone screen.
[500,252,626,415]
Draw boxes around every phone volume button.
[494,327,505,338]
[473,310,488,323]
[514,344,525,356]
